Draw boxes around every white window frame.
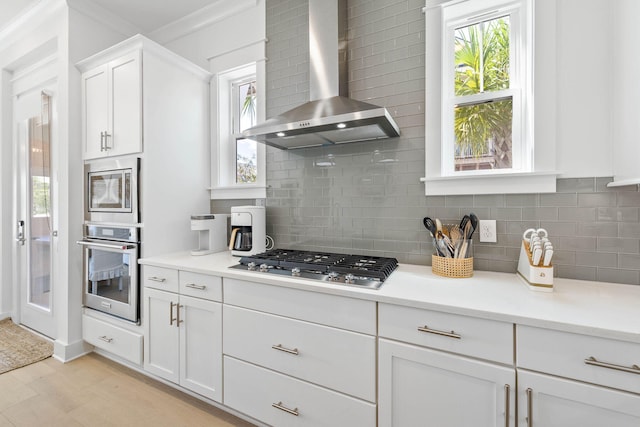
[423,0,557,195]
[209,42,266,199]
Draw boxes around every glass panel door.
[27,92,52,310]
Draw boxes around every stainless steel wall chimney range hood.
[242,0,400,150]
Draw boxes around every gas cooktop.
[229,249,399,289]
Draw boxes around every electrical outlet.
[479,220,497,243]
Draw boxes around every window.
[232,78,258,184]
[209,41,266,199]
[424,0,557,195]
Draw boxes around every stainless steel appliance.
[85,156,139,224]
[229,249,398,289]
[242,0,400,149]
[78,224,139,322]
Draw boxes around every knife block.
[517,240,554,292]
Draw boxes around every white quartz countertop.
[139,251,640,344]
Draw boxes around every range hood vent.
[243,0,400,150]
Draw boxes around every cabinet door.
[107,51,141,157]
[179,295,222,402]
[518,370,640,427]
[82,64,108,159]
[144,287,179,383]
[378,339,515,427]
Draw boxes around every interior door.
[14,85,56,339]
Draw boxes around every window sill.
[209,185,267,200]
[420,171,557,196]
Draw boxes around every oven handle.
[76,240,137,250]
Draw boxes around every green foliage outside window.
[454,17,513,170]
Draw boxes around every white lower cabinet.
[222,279,377,426]
[378,303,515,427]
[378,339,515,427]
[516,325,640,426]
[517,370,640,426]
[143,271,222,402]
[224,357,376,427]
[83,314,143,365]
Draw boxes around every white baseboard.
[53,338,93,363]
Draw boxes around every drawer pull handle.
[185,283,206,290]
[417,325,461,339]
[585,356,640,375]
[525,388,533,427]
[98,335,113,343]
[504,384,510,427]
[272,401,299,416]
[272,344,299,355]
[148,276,166,283]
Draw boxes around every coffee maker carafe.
[229,206,265,256]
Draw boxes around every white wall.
[555,0,613,178]
[159,0,265,70]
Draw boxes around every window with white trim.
[232,77,258,183]
[424,0,557,195]
[209,41,266,200]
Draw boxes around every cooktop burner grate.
[230,249,399,289]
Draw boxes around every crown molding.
[0,0,65,51]
[148,0,258,45]
[66,0,141,37]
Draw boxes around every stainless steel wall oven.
[78,224,139,322]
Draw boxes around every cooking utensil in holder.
[432,237,473,278]
[517,228,554,292]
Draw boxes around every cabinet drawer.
[142,266,178,293]
[224,356,376,427]
[83,315,142,365]
[223,278,376,335]
[179,271,222,302]
[517,325,640,394]
[379,303,513,365]
[224,305,376,402]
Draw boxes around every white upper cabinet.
[82,51,141,159]
[610,0,640,187]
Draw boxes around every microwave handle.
[76,240,136,250]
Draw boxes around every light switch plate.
[479,220,497,243]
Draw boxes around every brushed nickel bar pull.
[585,356,640,375]
[103,132,111,150]
[170,301,177,325]
[185,283,206,290]
[176,304,184,326]
[98,335,113,343]
[100,131,105,151]
[272,402,299,416]
[526,388,533,427]
[504,384,510,427]
[148,276,166,283]
[417,325,461,339]
[272,344,299,355]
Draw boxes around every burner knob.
[247,262,257,271]
[345,273,355,284]
[291,267,301,277]
[259,263,269,272]
[328,271,339,281]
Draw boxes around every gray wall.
[213,0,640,286]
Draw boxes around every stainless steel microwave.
[85,156,139,224]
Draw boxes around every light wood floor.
[0,353,256,427]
